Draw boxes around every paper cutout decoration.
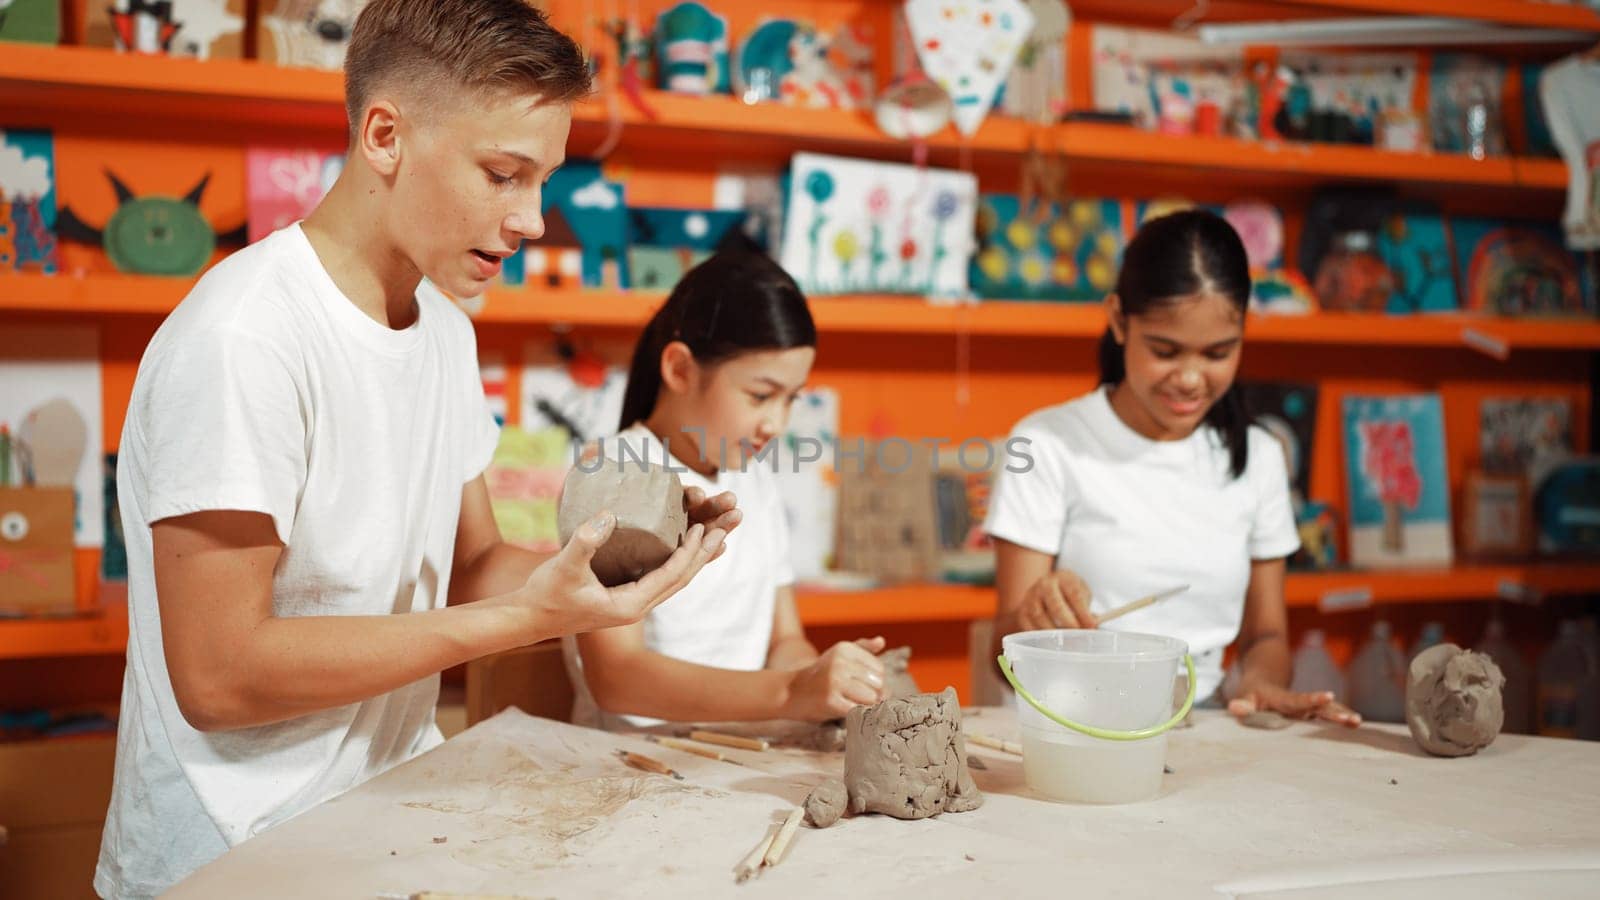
[626,208,745,291]
[82,0,245,59]
[246,148,344,243]
[258,0,371,69]
[971,195,1121,302]
[0,130,59,274]
[0,325,104,548]
[0,0,61,43]
[779,152,977,296]
[906,0,1035,135]
[1451,217,1586,316]
[999,0,1069,122]
[1343,394,1453,568]
[655,1,729,95]
[505,161,629,290]
[733,19,857,109]
[1376,211,1457,313]
[58,171,236,275]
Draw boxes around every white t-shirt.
[95,225,500,899]
[984,386,1300,701]
[1540,56,1600,251]
[566,422,796,730]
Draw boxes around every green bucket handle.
[996,652,1197,742]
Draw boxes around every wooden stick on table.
[763,807,806,868]
[690,730,770,752]
[967,732,1023,755]
[1095,584,1190,626]
[616,750,684,780]
[652,736,733,762]
[734,824,780,883]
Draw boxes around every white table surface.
[167,707,1600,899]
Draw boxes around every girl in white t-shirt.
[985,210,1360,726]
[568,251,888,729]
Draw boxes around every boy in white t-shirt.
[985,210,1361,727]
[95,3,737,897]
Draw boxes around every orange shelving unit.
[10,272,1600,351]
[0,606,129,661]
[0,43,1571,189]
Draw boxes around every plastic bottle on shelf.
[1346,621,1407,724]
[1475,617,1533,734]
[1289,629,1346,699]
[1537,620,1590,739]
[1408,621,1447,665]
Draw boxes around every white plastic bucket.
[999,630,1194,804]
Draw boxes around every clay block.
[556,461,687,587]
[1406,643,1505,758]
[843,687,983,820]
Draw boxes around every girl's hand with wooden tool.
[781,636,889,720]
[1014,569,1097,631]
[498,511,728,638]
[1228,682,1362,729]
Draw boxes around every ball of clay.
[843,687,983,820]
[1405,643,1506,758]
[803,778,848,828]
[557,461,687,587]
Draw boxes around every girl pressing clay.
[565,250,890,729]
[985,210,1362,727]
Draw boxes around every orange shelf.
[1053,121,1566,191]
[796,562,1600,626]
[9,273,1600,351]
[0,605,128,660]
[1272,0,1600,31]
[0,44,1568,190]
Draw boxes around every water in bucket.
[1000,630,1190,804]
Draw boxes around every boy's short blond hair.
[344,0,592,136]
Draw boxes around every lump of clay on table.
[803,778,848,828]
[1240,710,1294,730]
[844,687,983,819]
[557,460,687,587]
[1406,643,1505,758]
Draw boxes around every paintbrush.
[1095,584,1189,626]
[647,735,749,765]
[615,749,684,780]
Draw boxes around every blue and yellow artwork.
[972,195,1122,302]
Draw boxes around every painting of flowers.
[779,152,977,296]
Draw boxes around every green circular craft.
[105,197,216,276]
